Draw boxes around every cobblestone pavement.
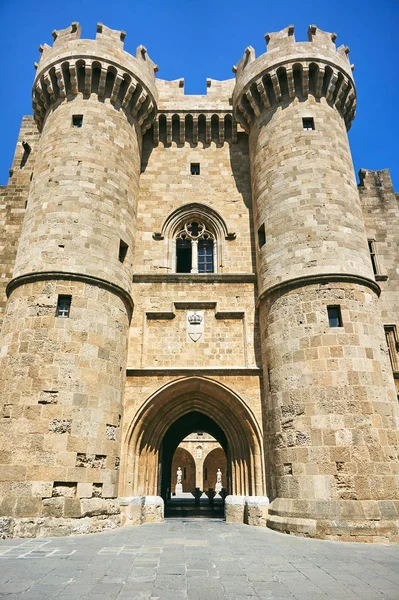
[0,519,399,599]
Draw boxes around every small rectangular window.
[302,117,315,131]
[258,223,266,248]
[191,163,200,175]
[72,115,83,128]
[118,239,128,263]
[56,295,71,318]
[384,325,399,373]
[327,305,342,328]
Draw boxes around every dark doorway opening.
[160,411,228,518]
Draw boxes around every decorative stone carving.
[187,311,204,342]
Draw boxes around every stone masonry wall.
[128,281,259,369]
[0,117,40,329]
[262,282,399,503]
[0,280,127,520]
[359,169,399,394]
[249,98,374,296]
[13,96,141,294]
[136,133,254,274]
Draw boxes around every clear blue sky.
[1,0,398,188]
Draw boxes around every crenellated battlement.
[232,25,356,132]
[33,22,158,132]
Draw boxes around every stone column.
[191,240,199,273]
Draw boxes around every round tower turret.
[233,26,399,540]
[0,23,158,535]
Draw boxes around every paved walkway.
[0,519,398,599]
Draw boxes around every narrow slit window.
[258,223,266,248]
[72,114,83,128]
[368,239,378,275]
[183,467,187,480]
[56,295,71,318]
[384,325,399,373]
[327,305,342,328]
[205,468,208,480]
[190,163,200,175]
[118,239,128,263]
[302,117,315,131]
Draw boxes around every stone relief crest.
[187,311,204,343]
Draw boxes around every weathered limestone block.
[1,514,121,539]
[142,496,164,523]
[119,496,144,526]
[245,496,269,527]
[80,498,119,518]
[225,495,247,523]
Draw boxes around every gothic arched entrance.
[121,377,265,501]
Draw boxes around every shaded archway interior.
[160,411,228,500]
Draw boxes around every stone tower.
[0,23,398,541]
[233,26,399,538]
[0,23,157,534]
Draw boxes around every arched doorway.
[122,377,265,503]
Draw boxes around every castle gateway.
[0,23,398,541]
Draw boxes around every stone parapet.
[233,25,355,132]
[33,22,158,133]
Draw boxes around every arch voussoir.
[122,377,265,498]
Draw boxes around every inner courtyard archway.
[160,411,227,500]
[122,377,266,502]
[203,447,227,491]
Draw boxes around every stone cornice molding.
[257,273,381,306]
[126,367,262,377]
[7,271,134,318]
[33,23,158,133]
[132,273,256,284]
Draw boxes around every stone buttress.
[233,26,399,540]
[0,23,157,537]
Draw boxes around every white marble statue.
[177,467,182,485]
[215,468,222,492]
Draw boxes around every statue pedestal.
[215,483,222,493]
[175,484,183,494]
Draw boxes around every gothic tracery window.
[175,220,215,273]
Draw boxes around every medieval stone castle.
[0,22,398,541]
